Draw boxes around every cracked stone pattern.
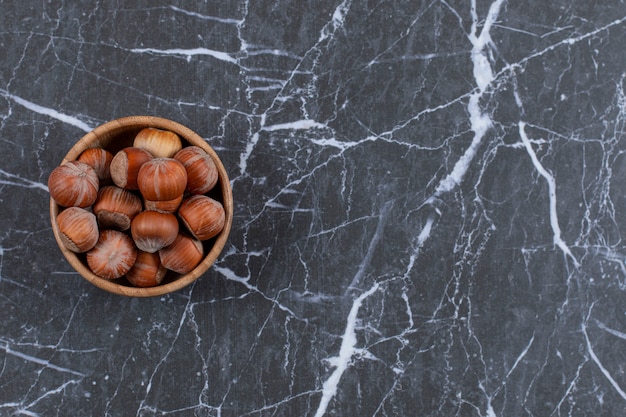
[1,1,626,416]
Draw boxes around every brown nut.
[56,207,99,253]
[158,233,203,275]
[173,146,218,194]
[92,185,143,231]
[133,127,182,158]
[130,211,179,253]
[137,158,187,201]
[125,250,167,287]
[143,194,183,214]
[178,195,225,241]
[86,230,138,280]
[48,161,99,208]
[110,147,153,190]
[77,147,113,183]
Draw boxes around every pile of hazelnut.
[49,127,225,287]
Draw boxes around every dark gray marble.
[2,0,626,415]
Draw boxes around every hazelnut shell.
[110,147,153,190]
[178,195,225,241]
[125,251,167,287]
[143,195,183,214]
[159,233,204,275]
[77,147,113,183]
[86,230,138,280]
[133,127,183,158]
[130,211,179,253]
[56,207,99,253]
[93,185,143,230]
[137,158,187,201]
[174,146,218,194]
[48,161,99,208]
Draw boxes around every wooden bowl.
[49,116,233,297]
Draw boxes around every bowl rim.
[49,115,233,297]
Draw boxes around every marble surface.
[2,0,626,415]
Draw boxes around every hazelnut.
[86,230,138,280]
[178,195,225,240]
[110,147,153,190]
[56,207,99,253]
[159,233,204,274]
[93,185,143,230]
[130,211,179,253]
[174,146,218,194]
[137,158,187,201]
[125,250,167,287]
[133,127,182,158]
[143,194,183,214]
[77,147,113,183]
[48,161,99,208]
